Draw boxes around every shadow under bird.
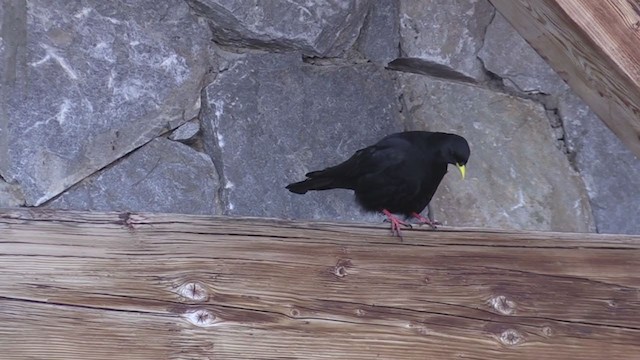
[286,131,470,238]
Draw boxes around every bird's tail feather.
[287,155,361,194]
[286,177,337,194]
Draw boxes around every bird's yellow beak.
[456,163,466,179]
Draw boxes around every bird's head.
[443,134,470,179]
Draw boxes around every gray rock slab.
[478,11,640,234]
[0,0,211,206]
[48,138,219,215]
[559,93,640,234]
[202,52,403,223]
[399,0,494,80]
[356,0,400,65]
[169,118,201,143]
[398,73,595,232]
[479,13,568,94]
[0,180,25,208]
[186,0,368,57]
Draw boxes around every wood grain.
[0,209,639,359]
[490,0,640,158]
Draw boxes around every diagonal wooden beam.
[489,0,640,158]
[0,209,639,359]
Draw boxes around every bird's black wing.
[286,136,413,194]
[352,136,426,213]
[311,136,413,179]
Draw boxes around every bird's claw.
[410,212,440,230]
[383,218,413,228]
[388,218,411,239]
[382,209,412,240]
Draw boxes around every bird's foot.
[382,209,412,239]
[410,212,440,230]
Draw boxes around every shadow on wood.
[0,209,639,359]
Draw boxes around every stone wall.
[1,0,638,234]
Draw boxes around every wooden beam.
[489,0,640,158]
[0,209,639,359]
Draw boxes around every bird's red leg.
[382,209,411,239]
[410,212,440,230]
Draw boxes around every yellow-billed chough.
[286,131,470,238]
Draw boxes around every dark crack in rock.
[399,0,494,80]
[479,13,567,94]
[186,0,369,57]
[559,93,640,234]
[0,0,212,205]
[170,118,201,143]
[48,138,219,215]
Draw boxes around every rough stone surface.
[0,180,25,207]
[48,138,219,215]
[186,0,369,57]
[559,93,640,234]
[356,0,400,65]
[169,118,201,143]
[398,73,595,232]
[399,0,494,80]
[0,0,635,234]
[479,13,568,94]
[479,11,640,234]
[0,0,211,206]
[202,52,402,222]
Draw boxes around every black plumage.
[286,131,470,237]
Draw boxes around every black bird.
[286,131,470,237]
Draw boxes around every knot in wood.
[408,322,430,336]
[490,295,516,315]
[334,266,347,277]
[499,329,524,346]
[541,326,553,337]
[333,259,352,278]
[184,309,218,327]
[290,308,301,317]
[177,281,209,302]
[116,211,143,230]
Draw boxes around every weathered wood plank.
[0,209,639,359]
[489,0,640,158]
